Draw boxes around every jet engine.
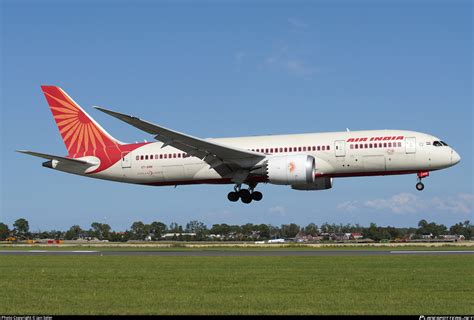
[264,154,315,185]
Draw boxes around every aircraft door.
[121,152,132,168]
[405,137,416,154]
[334,140,346,157]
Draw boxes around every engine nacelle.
[266,155,315,185]
[291,177,333,191]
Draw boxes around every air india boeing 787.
[18,86,461,204]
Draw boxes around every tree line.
[0,218,472,242]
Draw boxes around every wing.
[94,107,265,178]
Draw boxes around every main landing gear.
[416,171,429,191]
[227,184,263,204]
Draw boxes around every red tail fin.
[41,86,121,156]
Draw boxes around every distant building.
[333,233,349,241]
[350,233,363,240]
[294,231,320,243]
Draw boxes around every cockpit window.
[440,141,448,146]
[433,141,442,147]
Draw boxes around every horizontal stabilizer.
[17,150,99,167]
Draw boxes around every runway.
[1,250,473,256]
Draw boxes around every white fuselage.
[78,129,459,186]
[28,86,461,203]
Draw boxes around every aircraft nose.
[451,149,461,165]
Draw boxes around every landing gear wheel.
[239,189,251,199]
[416,182,424,191]
[227,191,239,202]
[241,196,252,204]
[239,189,252,204]
[252,191,263,201]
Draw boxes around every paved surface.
[1,250,473,256]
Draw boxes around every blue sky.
[1,0,472,232]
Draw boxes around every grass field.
[1,243,473,251]
[1,255,473,315]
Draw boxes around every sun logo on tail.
[42,86,119,157]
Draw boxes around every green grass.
[0,244,472,251]
[1,255,473,315]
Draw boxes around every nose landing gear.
[227,183,263,204]
[416,171,429,191]
[416,181,424,191]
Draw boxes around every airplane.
[18,86,461,204]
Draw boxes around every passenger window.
[350,144,354,149]
[383,143,387,148]
[145,155,148,160]
[284,147,288,152]
[298,147,302,152]
[398,142,402,147]
[388,142,392,148]
[322,146,325,151]
[327,146,330,151]
[359,144,363,149]
[317,146,320,151]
